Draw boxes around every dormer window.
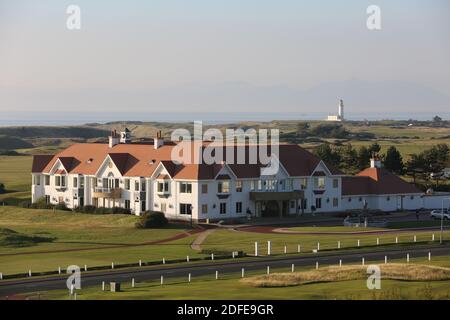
[157,181,170,193]
[87,158,93,164]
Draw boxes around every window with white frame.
[235,181,242,192]
[124,179,130,190]
[180,203,192,215]
[220,203,227,214]
[180,182,192,193]
[44,175,50,186]
[157,181,169,193]
[236,202,242,213]
[314,177,325,189]
[300,178,307,190]
[218,181,230,194]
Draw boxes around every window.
[218,181,230,194]
[55,176,61,187]
[180,182,192,193]
[158,181,169,193]
[333,198,339,207]
[44,175,50,186]
[135,181,139,191]
[80,176,84,188]
[33,175,41,186]
[287,179,293,190]
[73,177,78,188]
[103,178,108,188]
[236,202,242,213]
[257,180,262,190]
[315,198,322,209]
[92,177,98,187]
[180,203,192,215]
[250,180,255,191]
[201,184,208,194]
[124,200,130,210]
[141,180,146,192]
[290,201,295,209]
[266,179,277,191]
[220,203,227,214]
[235,181,242,192]
[61,176,66,187]
[314,177,325,189]
[202,204,208,214]
[333,179,339,188]
[300,178,307,190]
[124,179,130,190]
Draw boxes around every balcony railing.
[93,187,122,198]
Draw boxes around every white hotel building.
[31,130,446,222]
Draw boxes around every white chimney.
[154,130,164,149]
[338,99,344,120]
[370,156,382,169]
[120,128,131,144]
[108,130,120,148]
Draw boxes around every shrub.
[29,197,53,209]
[0,183,5,194]
[54,202,70,211]
[74,205,97,214]
[135,211,168,228]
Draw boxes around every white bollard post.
[215,270,219,280]
[84,264,87,272]
[317,242,320,251]
[70,284,74,295]
[267,266,270,275]
[139,260,142,267]
[255,242,258,257]
[0,272,2,280]
[357,240,360,247]
[362,257,365,265]
[284,245,287,254]
[241,268,245,278]
[267,241,271,256]
[111,262,114,269]
[316,262,319,270]
[102,281,105,291]
[232,251,235,259]
[414,235,417,243]
[432,234,435,241]
[385,256,388,264]
[132,278,135,288]
[58,267,61,274]
[291,264,295,273]
[187,256,190,263]
[28,270,32,277]
[407,253,410,263]
[377,238,379,246]
[338,241,341,249]
[160,275,164,286]
[297,244,301,253]
[163,257,166,264]
[339,259,342,267]
[188,273,191,283]
[211,253,214,261]
[396,236,398,244]
[429,252,431,261]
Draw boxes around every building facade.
[31,130,446,222]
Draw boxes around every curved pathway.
[236,225,450,235]
[190,229,216,251]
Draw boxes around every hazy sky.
[0,0,449,117]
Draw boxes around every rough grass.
[241,264,450,287]
[0,227,55,247]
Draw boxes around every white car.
[430,209,450,220]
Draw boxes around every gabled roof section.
[32,155,54,173]
[342,167,421,196]
[107,153,139,176]
[58,157,78,172]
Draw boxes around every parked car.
[430,209,450,220]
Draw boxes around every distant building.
[327,99,345,122]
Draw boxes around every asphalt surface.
[1,244,450,297]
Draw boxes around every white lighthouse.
[327,99,345,122]
[338,99,344,120]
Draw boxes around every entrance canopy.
[249,190,303,201]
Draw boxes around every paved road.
[2,244,450,297]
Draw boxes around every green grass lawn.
[36,255,450,300]
[0,207,201,275]
[0,155,32,204]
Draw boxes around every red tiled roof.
[35,142,341,179]
[342,167,421,196]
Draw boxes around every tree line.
[314,142,450,183]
